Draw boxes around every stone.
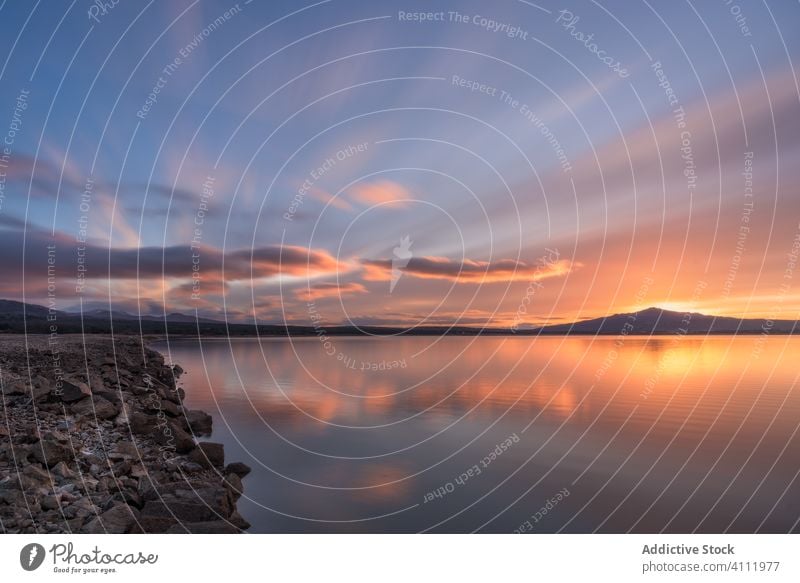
[189,442,224,468]
[109,441,140,460]
[59,379,92,402]
[128,412,158,434]
[228,511,251,530]
[51,461,76,480]
[185,410,213,435]
[141,487,231,523]
[83,504,139,534]
[0,378,26,396]
[31,376,52,402]
[30,438,73,467]
[224,462,251,478]
[41,495,60,511]
[153,422,195,454]
[165,520,239,534]
[70,396,119,420]
[224,473,243,499]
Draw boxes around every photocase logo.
[390,235,413,293]
[20,543,46,571]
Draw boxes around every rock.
[172,364,184,376]
[180,462,204,474]
[31,376,52,402]
[166,520,239,534]
[153,422,195,454]
[70,396,118,420]
[224,462,251,478]
[83,504,139,534]
[229,511,251,530]
[185,410,213,435]
[41,495,60,511]
[22,463,53,485]
[128,412,158,434]
[109,441,140,460]
[189,442,224,468]
[0,378,26,396]
[59,379,92,402]
[51,461,76,480]
[224,473,243,499]
[160,399,180,417]
[30,438,73,467]
[141,486,232,523]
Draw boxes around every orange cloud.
[361,255,577,284]
[348,180,411,206]
[295,281,368,301]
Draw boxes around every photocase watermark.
[514,487,571,532]
[555,10,629,78]
[141,373,179,463]
[511,247,562,332]
[0,88,30,215]
[721,151,754,298]
[20,543,46,571]
[34,542,158,574]
[451,75,572,172]
[390,235,412,293]
[136,4,243,120]
[190,175,215,301]
[87,0,121,24]
[423,433,519,503]
[284,142,369,222]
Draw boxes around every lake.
[152,335,800,533]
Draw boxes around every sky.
[0,0,799,327]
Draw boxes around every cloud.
[360,255,577,284]
[347,180,412,206]
[295,281,368,301]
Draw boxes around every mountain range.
[0,299,796,336]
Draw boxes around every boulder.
[165,520,239,534]
[223,473,243,499]
[189,442,224,468]
[70,396,119,420]
[153,422,196,454]
[128,412,158,434]
[30,438,73,467]
[0,378,26,396]
[185,410,212,435]
[83,504,140,534]
[59,379,91,402]
[224,462,251,478]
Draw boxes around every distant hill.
[0,300,796,336]
[532,307,798,335]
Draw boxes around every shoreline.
[0,335,251,534]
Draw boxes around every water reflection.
[154,335,800,533]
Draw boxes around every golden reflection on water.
[160,335,800,532]
[173,335,800,428]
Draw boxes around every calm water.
[153,335,800,533]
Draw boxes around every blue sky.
[1,0,799,325]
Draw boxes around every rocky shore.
[0,335,250,533]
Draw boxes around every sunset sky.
[1,0,799,327]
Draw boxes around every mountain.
[532,307,798,335]
[81,308,222,324]
[0,300,797,336]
